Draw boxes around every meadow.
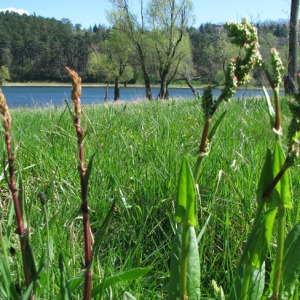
[1,94,299,298]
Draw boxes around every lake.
[1,86,272,109]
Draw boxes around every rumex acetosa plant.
[0,69,150,300]
[229,41,300,300]
[168,18,300,300]
[168,18,260,300]
[0,89,36,300]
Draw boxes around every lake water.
[1,86,272,109]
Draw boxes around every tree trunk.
[158,74,169,99]
[104,82,109,102]
[285,0,299,94]
[183,76,199,98]
[140,56,153,100]
[114,78,120,101]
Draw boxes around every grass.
[0,96,299,298]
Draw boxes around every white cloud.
[0,7,29,15]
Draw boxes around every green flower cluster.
[270,48,285,87]
[201,19,262,119]
[219,59,238,102]
[224,18,261,86]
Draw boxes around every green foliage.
[281,221,300,298]
[0,66,11,83]
[0,10,289,86]
[175,158,197,226]
[169,157,200,298]
[0,90,300,299]
[168,223,200,300]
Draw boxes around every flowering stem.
[273,87,281,133]
[66,67,92,300]
[0,89,33,298]
[194,117,212,183]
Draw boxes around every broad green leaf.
[91,267,151,297]
[244,209,277,269]
[175,158,197,226]
[168,223,200,300]
[256,148,274,206]
[229,208,276,300]
[258,143,292,209]
[187,226,201,299]
[280,221,300,299]
[272,141,292,209]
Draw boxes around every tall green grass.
[1,95,298,298]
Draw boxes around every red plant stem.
[199,117,212,155]
[194,117,212,182]
[75,115,92,300]
[66,67,92,300]
[273,87,281,132]
[4,119,32,294]
[262,164,288,201]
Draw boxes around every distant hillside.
[0,11,290,84]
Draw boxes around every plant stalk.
[66,67,92,300]
[194,117,212,183]
[273,86,281,134]
[0,89,33,298]
[262,163,288,201]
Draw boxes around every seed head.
[66,67,82,116]
[0,88,11,131]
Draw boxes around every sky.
[0,0,292,29]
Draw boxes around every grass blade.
[91,200,116,265]
[91,267,151,297]
[262,85,275,128]
[59,253,74,300]
[0,221,19,300]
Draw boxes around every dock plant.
[0,89,36,300]
[168,18,300,299]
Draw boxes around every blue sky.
[0,0,292,29]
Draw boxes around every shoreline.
[2,81,264,90]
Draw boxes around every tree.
[0,66,11,84]
[88,29,133,101]
[102,29,134,100]
[147,0,194,99]
[285,0,299,94]
[109,0,154,100]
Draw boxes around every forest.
[0,10,290,88]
